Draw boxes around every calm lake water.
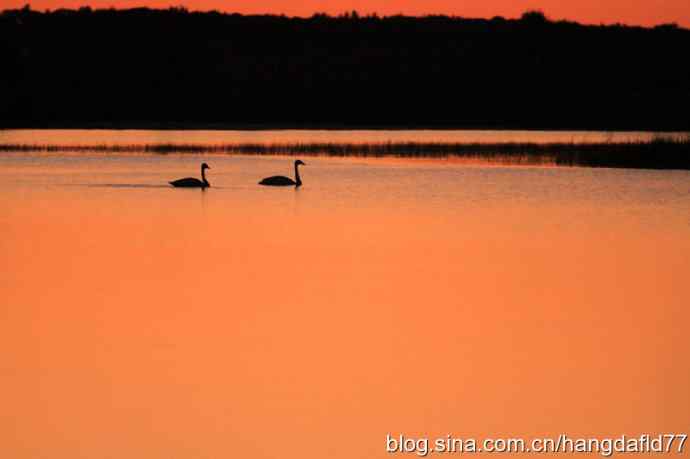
[2,132,690,459]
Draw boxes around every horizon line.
[2,5,687,29]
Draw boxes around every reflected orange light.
[2,151,690,459]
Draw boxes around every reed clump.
[1,136,689,170]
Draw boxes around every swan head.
[295,160,306,166]
[201,163,210,170]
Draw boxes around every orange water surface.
[1,148,689,458]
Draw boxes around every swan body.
[259,160,305,187]
[170,163,210,188]
[170,177,206,187]
[259,175,297,186]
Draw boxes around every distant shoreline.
[3,8,689,132]
[2,123,690,133]
[3,137,689,170]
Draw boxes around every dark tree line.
[1,7,689,129]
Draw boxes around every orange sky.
[5,0,690,27]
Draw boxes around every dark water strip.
[2,138,689,170]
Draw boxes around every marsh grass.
[1,136,689,169]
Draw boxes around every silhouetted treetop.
[521,10,548,24]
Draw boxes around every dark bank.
[1,7,689,130]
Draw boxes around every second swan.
[259,160,306,187]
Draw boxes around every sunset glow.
[5,0,690,27]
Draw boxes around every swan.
[170,163,210,188]
[259,160,305,187]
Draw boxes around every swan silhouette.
[259,160,305,187]
[170,163,210,188]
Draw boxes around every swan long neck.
[201,166,209,186]
[294,163,302,186]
